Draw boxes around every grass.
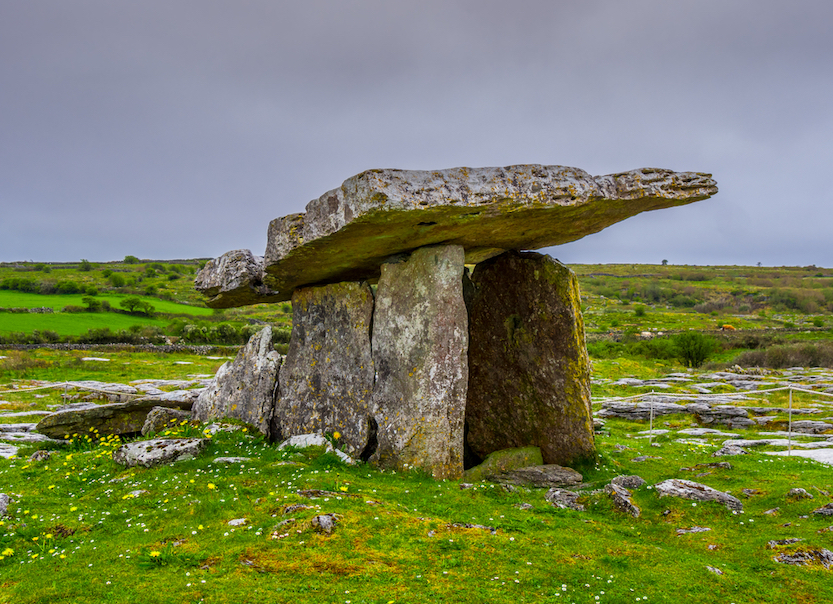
[2,351,833,603]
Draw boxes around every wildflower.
[149,551,161,558]
[2,548,13,557]
[207,483,216,490]
[333,431,341,440]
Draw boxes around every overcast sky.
[2,1,831,266]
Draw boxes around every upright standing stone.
[192,327,281,436]
[370,245,468,479]
[465,251,595,466]
[274,282,375,457]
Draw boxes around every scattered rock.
[141,406,192,436]
[773,549,833,569]
[194,249,279,308]
[631,455,662,462]
[463,447,544,483]
[741,488,762,498]
[213,457,252,464]
[605,483,641,518]
[712,445,748,457]
[465,252,594,467]
[228,518,247,527]
[706,566,724,575]
[681,462,733,472]
[763,508,780,515]
[677,526,711,535]
[611,475,646,490]
[787,488,814,500]
[545,488,585,512]
[112,438,207,468]
[654,479,743,512]
[812,502,833,516]
[767,538,804,549]
[28,450,53,462]
[311,514,337,534]
[789,420,833,435]
[283,504,312,514]
[515,503,534,511]
[0,492,9,516]
[489,464,583,488]
[277,433,355,465]
[0,444,18,459]
[448,522,496,534]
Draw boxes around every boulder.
[36,397,195,439]
[369,245,468,479]
[192,327,281,436]
[0,492,9,516]
[112,438,207,468]
[465,252,594,466]
[813,502,833,516]
[196,165,717,307]
[277,433,355,465]
[141,406,192,436]
[488,464,583,488]
[274,282,375,458]
[463,446,544,483]
[654,479,743,512]
[611,475,647,490]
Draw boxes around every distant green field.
[0,311,169,335]
[0,290,212,316]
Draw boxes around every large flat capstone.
[369,245,468,479]
[197,165,716,307]
[274,282,375,457]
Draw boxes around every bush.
[674,332,715,368]
[81,296,102,312]
[109,273,126,288]
[124,255,140,264]
[79,259,93,271]
[734,342,833,369]
[61,305,86,313]
[120,297,155,316]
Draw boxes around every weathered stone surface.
[489,464,583,488]
[712,445,749,457]
[654,479,743,512]
[605,483,641,518]
[787,488,814,500]
[773,549,833,569]
[194,249,281,308]
[0,492,10,516]
[545,488,585,511]
[0,444,18,459]
[611,475,647,490]
[463,446,544,483]
[274,282,374,457]
[312,514,337,534]
[369,245,468,479]
[141,406,192,436]
[36,397,194,439]
[813,502,833,516]
[276,433,355,465]
[197,165,716,307]
[465,252,594,466]
[112,438,207,468]
[193,327,281,436]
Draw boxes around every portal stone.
[274,282,375,457]
[192,327,281,436]
[465,251,595,466]
[369,245,468,479]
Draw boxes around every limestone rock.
[0,492,9,516]
[194,249,281,308]
[311,514,337,534]
[276,433,355,465]
[274,282,374,458]
[545,488,585,511]
[369,245,468,479]
[36,397,194,439]
[112,438,207,468]
[813,502,833,516]
[0,444,18,459]
[465,252,594,466]
[489,464,583,488]
[712,445,749,457]
[611,475,647,490]
[787,488,814,500]
[192,327,281,436]
[197,165,717,307]
[463,446,544,483]
[654,479,743,512]
[141,406,192,436]
[773,549,833,569]
[605,483,641,518]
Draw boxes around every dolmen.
[195,164,717,479]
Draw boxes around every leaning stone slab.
[489,464,583,488]
[197,165,716,306]
[465,252,594,466]
[36,397,195,439]
[112,438,207,468]
[463,446,544,483]
[192,327,281,436]
[654,479,743,512]
[275,282,374,458]
[369,245,468,479]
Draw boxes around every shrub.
[124,255,140,264]
[85,286,99,296]
[102,269,113,278]
[674,332,715,368]
[734,342,833,369]
[61,305,86,313]
[120,297,155,316]
[109,273,126,288]
[81,296,102,312]
[633,305,646,318]
[79,259,93,271]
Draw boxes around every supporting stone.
[465,251,595,466]
[192,327,281,436]
[369,245,468,479]
[274,282,375,457]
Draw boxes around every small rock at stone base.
[489,464,582,488]
[677,526,712,535]
[787,488,814,500]
[277,433,355,465]
[28,450,54,462]
[463,446,544,483]
[112,438,207,468]
[763,508,780,515]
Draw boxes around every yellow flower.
[207,483,216,490]
[69,506,78,512]
[32,537,38,542]
[197,525,204,530]
[59,554,66,559]
[2,548,13,557]
[149,551,161,557]
[339,486,349,492]
[45,534,53,539]
[332,431,341,440]
[31,553,38,559]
